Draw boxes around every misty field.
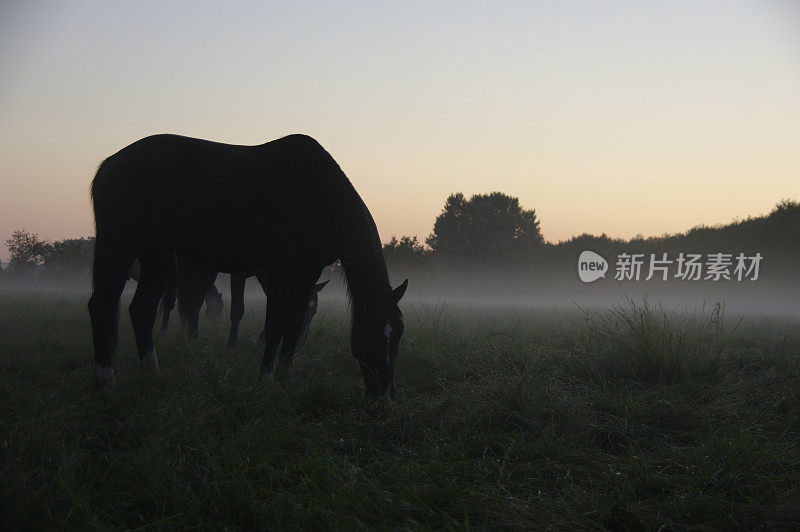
[1,289,799,529]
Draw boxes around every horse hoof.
[95,365,116,387]
[141,349,159,372]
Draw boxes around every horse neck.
[340,210,392,315]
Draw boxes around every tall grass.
[1,291,798,529]
[578,299,741,384]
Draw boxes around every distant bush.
[5,229,49,275]
[3,230,94,282]
[44,237,94,281]
[383,235,431,266]
[529,199,800,272]
[770,198,800,216]
[426,192,543,262]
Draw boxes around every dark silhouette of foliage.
[3,232,95,280]
[383,235,430,265]
[426,192,543,261]
[540,199,800,273]
[5,229,50,274]
[44,237,95,280]
[771,198,800,216]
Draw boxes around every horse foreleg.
[274,267,323,380]
[296,301,314,349]
[160,279,177,332]
[260,275,290,378]
[180,291,204,339]
[177,265,215,339]
[227,273,246,347]
[255,271,270,343]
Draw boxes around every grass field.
[1,289,799,529]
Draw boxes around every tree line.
[384,195,800,272]
[3,194,798,281]
[2,230,94,281]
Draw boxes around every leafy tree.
[5,229,50,274]
[44,237,94,279]
[383,235,430,265]
[426,192,543,260]
[771,198,800,216]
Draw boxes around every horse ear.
[392,279,408,304]
[315,280,329,292]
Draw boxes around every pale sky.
[1,1,799,261]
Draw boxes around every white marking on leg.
[141,348,159,372]
[95,365,116,387]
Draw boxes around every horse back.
[91,134,347,271]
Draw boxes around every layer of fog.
[2,268,797,319]
[222,269,800,319]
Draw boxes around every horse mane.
[338,188,392,319]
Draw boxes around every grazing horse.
[129,257,225,332]
[160,276,225,332]
[227,274,329,347]
[159,260,328,347]
[88,133,407,396]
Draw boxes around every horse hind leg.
[88,234,136,386]
[129,248,175,372]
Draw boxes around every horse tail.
[90,158,110,216]
[89,158,122,353]
[90,158,114,289]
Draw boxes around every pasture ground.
[1,289,799,529]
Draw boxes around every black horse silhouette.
[129,258,225,330]
[156,259,328,347]
[226,273,329,348]
[88,134,407,396]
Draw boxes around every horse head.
[351,279,408,398]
